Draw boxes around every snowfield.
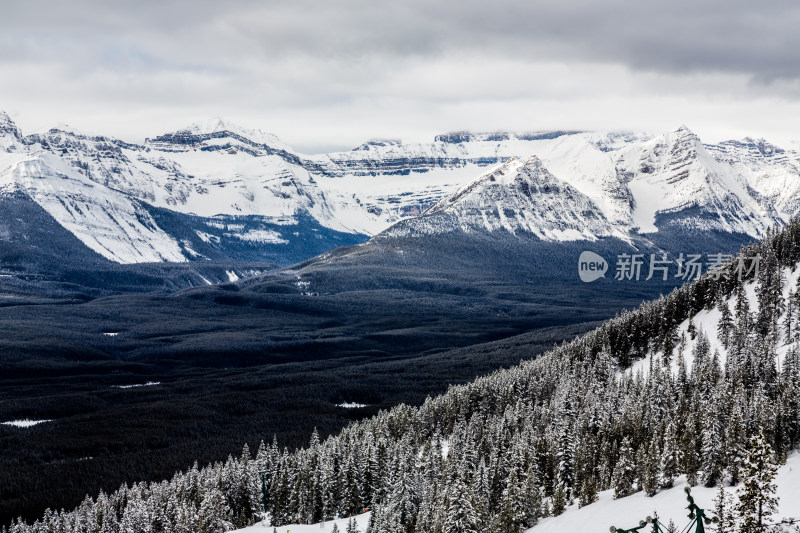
[231,512,371,533]
[528,452,800,533]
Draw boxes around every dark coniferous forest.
[5,219,800,533]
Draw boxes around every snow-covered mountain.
[312,126,793,242]
[2,110,799,265]
[382,156,629,242]
[615,126,782,236]
[0,113,369,265]
[0,152,186,263]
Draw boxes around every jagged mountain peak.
[673,123,696,136]
[0,111,22,141]
[615,125,782,236]
[0,110,17,128]
[184,117,245,135]
[383,157,627,242]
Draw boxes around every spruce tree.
[641,439,660,497]
[611,438,637,499]
[735,430,779,532]
[442,477,479,533]
[347,517,360,533]
[577,476,597,508]
[549,484,567,517]
[659,420,679,489]
[713,484,737,533]
[718,299,734,348]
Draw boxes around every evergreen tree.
[346,517,360,533]
[577,476,597,508]
[718,299,734,348]
[700,395,723,488]
[735,430,779,532]
[713,484,737,533]
[641,439,660,497]
[197,488,233,533]
[442,477,479,533]
[549,484,567,518]
[659,421,679,489]
[611,438,637,499]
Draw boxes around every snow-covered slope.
[226,455,800,533]
[382,156,628,242]
[622,256,800,381]
[615,126,781,236]
[0,152,186,263]
[28,122,371,234]
[232,512,371,533]
[707,138,800,221]
[528,453,800,533]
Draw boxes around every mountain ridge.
[2,111,799,267]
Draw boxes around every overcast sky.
[1,0,799,153]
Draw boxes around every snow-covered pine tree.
[700,392,723,488]
[641,439,660,497]
[549,483,567,518]
[577,476,597,508]
[659,420,679,489]
[712,484,737,533]
[196,487,233,533]
[611,438,637,499]
[442,476,479,533]
[718,298,734,348]
[347,517,360,533]
[735,429,779,532]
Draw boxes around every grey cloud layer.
[1,1,798,151]
[2,1,798,78]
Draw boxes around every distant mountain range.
[2,111,799,273]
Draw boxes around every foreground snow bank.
[231,512,370,533]
[528,453,800,532]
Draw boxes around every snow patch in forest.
[336,402,368,409]
[2,419,52,428]
[112,381,161,389]
[231,512,370,533]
